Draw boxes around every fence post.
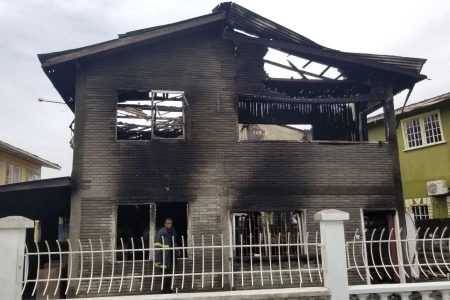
[314,209,349,300]
[0,216,34,300]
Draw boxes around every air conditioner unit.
[427,180,448,196]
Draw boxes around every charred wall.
[69,29,402,245]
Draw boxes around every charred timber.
[238,93,381,104]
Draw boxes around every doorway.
[155,202,188,248]
[363,209,400,284]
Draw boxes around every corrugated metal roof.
[39,2,426,76]
[368,92,450,123]
[37,2,427,111]
[214,2,322,48]
[118,12,225,38]
[214,2,426,75]
[350,53,426,73]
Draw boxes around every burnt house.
[37,2,426,293]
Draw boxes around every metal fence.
[8,212,450,299]
[22,232,323,298]
[346,227,450,284]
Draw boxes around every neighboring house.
[0,140,64,243]
[368,92,450,219]
[0,140,60,185]
[37,2,426,294]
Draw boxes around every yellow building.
[0,140,60,185]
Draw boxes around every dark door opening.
[363,209,399,284]
[155,202,188,248]
[116,204,150,260]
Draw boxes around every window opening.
[232,211,306,257]
[117,90,187,140]
[402,111,444,150]
[412,205,430,220]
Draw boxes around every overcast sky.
[1,0,449,179]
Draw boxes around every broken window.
[232,211,307,257]
[116,90,187,140]
[238,94,360,141]
[264,48,343,81]
[238,124,312,141]
[236,46,378,142]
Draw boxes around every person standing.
[154,217,177,293]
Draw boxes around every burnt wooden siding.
[69,30,402,244]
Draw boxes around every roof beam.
[224,30,426,79]
[287,60,307,79]
[320,65,331,76]
[288,60,334,80]
[264,59,333,80]
[239,91,384,105]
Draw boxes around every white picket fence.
[3,211,450,299]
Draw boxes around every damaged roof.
[38,2,427,111]
[368,92,450,124]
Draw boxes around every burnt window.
[232,211,307,257]
[117,90,187,140]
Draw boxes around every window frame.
[115,89,187,142]
[411,205,430,220]
[26,169,41,181]
[401,110,446,151]
[0,160,3,184]
[114,203,155,262]
[6,163,22,184]
[230,210,307,258]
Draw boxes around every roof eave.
[38,11,227,68]
[0,177,72,193]
[0,141,61,170]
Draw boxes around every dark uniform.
[154,227,177,292]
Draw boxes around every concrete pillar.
[314,209,349,300]
[0,216,34,300]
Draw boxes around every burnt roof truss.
[37,2,426,111]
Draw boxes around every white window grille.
[402,110,444,150]
[423,113,442,144]
[405,118,422,148]
[411,205,430,220]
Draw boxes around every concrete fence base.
[0,216,34,300]
[69,287,329,300]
